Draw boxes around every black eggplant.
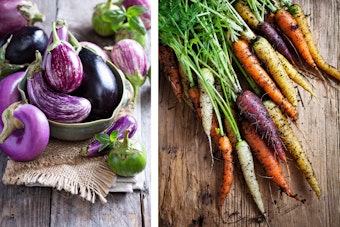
[74,47,122,121]
[1,26,48,64]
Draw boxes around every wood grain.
[158,0,340,226]
[0,0,151,226]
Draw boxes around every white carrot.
[198,68,215,168]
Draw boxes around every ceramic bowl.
[18,61,127,141]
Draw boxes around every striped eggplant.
[44,22,83,93]
[27,72,91,123]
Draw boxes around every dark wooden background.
[159,0,340,226]
[0,0,151,226]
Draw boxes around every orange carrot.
[232,39,298,121]
[218,135,233,216]
[275,8,317,70]
[288,4,340,81]
[189,86,234,215]
[159,44,183,102]
[241,120,303,201]
[188,86,202,118]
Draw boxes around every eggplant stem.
[0,102,24,144]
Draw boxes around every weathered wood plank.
[0,153,52,227]
[158,0,340,226]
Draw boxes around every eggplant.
[74,47,121,121]
[79,41,110,62]
[110,39,147,106]
[42,20,69,69]
[80,114,138,157]
[44,22,83,93]
[26,53,91,123]
[0,102,49,162]
[27,72,91,123]
[0,71,26,116]
[1,26,48,65]
[0,0,44,38]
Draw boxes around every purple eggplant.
[26,53,91,123]
[110,39,147,106]
[44,22,83,93]
[1,26,48,65]
[42,20,69,69]
[0,71,25,116]
[0,0,44,38]
[0,102,49,162]
[79,41,109,62]
[80,114,138,157]
[74,47,121,121]
[121,0,151,30]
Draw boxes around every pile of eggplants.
[0,19,124,161]
[0,0,47,77]
[24,20,123,123]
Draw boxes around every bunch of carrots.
[159,0,339,223]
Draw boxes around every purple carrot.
[236,90,286,162]
[258,21,295,65]
[80,114,138,157]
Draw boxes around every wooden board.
[158,0,340,226]
[0,0,151,226]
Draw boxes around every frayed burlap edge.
[2,154,116,203]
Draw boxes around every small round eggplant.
[92,0,120,37]
[0,71,26,116]
[0,0,44,38]
[74,47,121,121]
[0,102,49,162]
[1,26,48,65]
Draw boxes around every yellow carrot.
[264,100,321,198]
[276,51,318,100]
[288,4,340,81]
[252,36,298,107]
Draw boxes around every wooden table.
[0,1,151,226]
[159,0,340,226]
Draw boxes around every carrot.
[236,90,287,162]
[218,135,234,216]
[276,51,318,100]
[241,120,301,200]
[159,44,183,103]
[232,39,298,120]
[275,8,317,70]
[188,86,202,118]
[288,4,340,81]
[236,140,266,216]
[264,100,321,198]
[234,0,295,64]
[198,68,215,167]
[252,36,298,107]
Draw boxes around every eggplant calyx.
[18,1,45,26]
[125,71,147,107]
[26,51,43,80]
[0,102,24,144]
[113,130,141,158]
[0,36,26,78]
[46,22,73,53]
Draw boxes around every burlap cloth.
[2,80,136,203]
